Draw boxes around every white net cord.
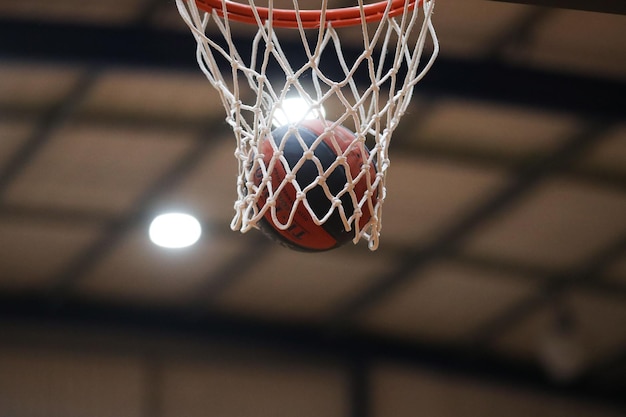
[176,0,438,250]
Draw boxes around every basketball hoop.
[193,0,420,28]
[176,0,438,250]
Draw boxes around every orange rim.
[194,0,421,28]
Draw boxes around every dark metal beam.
[467,233,626,346]
[584,348,626,391]
[489,0,626,15]
[0,70,99,199]
[0,18,624,119]
[420,56,625,120]
[0,203,115,227]
[349,356,371,417]
[0,292,624,410]
[0,18,194,70]
[484,7,554,59]
[400,140,626,193]
[447,253,626,302]
[0,104,217,134]
[186,232,275,312]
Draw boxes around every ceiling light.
[149,212,202,249]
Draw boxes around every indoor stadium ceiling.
[0,0,625,414]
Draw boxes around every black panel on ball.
[265,124,357,249]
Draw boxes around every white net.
[176,0,438,250]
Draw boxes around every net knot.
[330,84,341,94]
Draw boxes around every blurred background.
[0,0,625,416]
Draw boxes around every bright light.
[149,213,202,249]
[273,97,326,127]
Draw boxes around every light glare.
[149,213,201,248]
[273,97,326,127]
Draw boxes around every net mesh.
[176,0,438,250]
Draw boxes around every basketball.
[254,119,377,252]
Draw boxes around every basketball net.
[176,0,438,250]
